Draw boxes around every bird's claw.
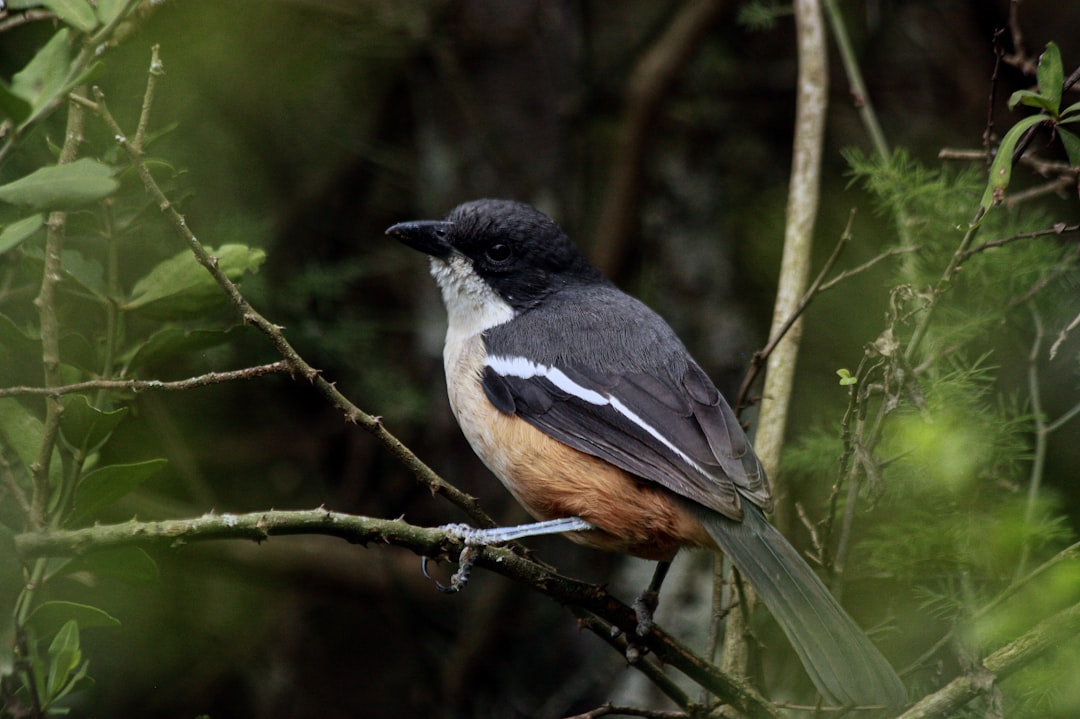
[421,544,481,594]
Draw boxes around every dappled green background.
[2,1,1080,717]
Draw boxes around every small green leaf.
[10,29,70,112]
[50,547,159,586]
[0,213,45,254]
[25,601,119,641]
[21,246,110,301]
[0,80,33,125]
[980,114,1047,210]
[1059,128,1080,169]
[123,326,237,370]
[0,159,118,210]
[1007,89,1058,114]
[0,398,62,485]
[59,396,128,455]
[1036,42,1063,114]
[68,459,167,526]
[45,620,81,699]
[122,244,266,318]
[40,0,98,33]
[96,0,128,25]
[1060,100,1080,120]
[836,368,858,386]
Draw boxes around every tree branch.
[79,64,494,530]
[0,362,291,399]
[12,511,781,719]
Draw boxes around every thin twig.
[0,362,291,399]
[961,222,1080,260]
[28,92,86,529]
[734,210,854,415]
[87,61,494,528]
[0,8,55,33]
[563,702,690,719]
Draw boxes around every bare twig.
[563,702,690,719]
[0,8,56,33]
[734,211,854,415]
[961,222,1080,260]
[1001,0,1036,76]
[0,362,291,399]
[28,92,86,529]
[82,59,494,528]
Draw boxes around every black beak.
[386,220,454,259]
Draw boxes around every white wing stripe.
[485,354,708,474]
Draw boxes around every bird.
[387,198,906,709]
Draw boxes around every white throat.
[429,254,515,365]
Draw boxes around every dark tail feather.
[695,503,907,708]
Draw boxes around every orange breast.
[445,335,715,561]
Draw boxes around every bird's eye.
[485,242,512,263]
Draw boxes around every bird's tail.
[694,503,907,709]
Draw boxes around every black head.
[387,199,604,311]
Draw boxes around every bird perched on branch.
[388,199,906,709]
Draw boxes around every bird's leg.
[422,516,595,593]
[440,516,594,544]
[633,560,672,636]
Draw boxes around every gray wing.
[480,353,771,520]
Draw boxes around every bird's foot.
[420,517,595,593]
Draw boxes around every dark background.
[2,1,1079,717]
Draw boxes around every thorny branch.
[67,50,495,530]
[13,509,780,719]
[0,362,291,399]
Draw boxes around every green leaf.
[0,213,44,255]
[123,326,237,370]
[0,523,23,676]
[0,159,118,210]
[10,29,70,112]
[25,601,119,641]
[122,244,266,319]
[1059,128,1080,169]
[96,0,128,25]
[1060,100,1080,120]
[20,246,110,301]
[68,458,167,526]
[836,368,858,386]
[1036,42,1063,115]
[59,396,128,455]
[980,114,1047,210]
[45,620,81,700]
[0,80,33,125]
[49,547,158,586]
[40,0,98,33]
[1007,89,1058,114]
[0,398,62,485]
